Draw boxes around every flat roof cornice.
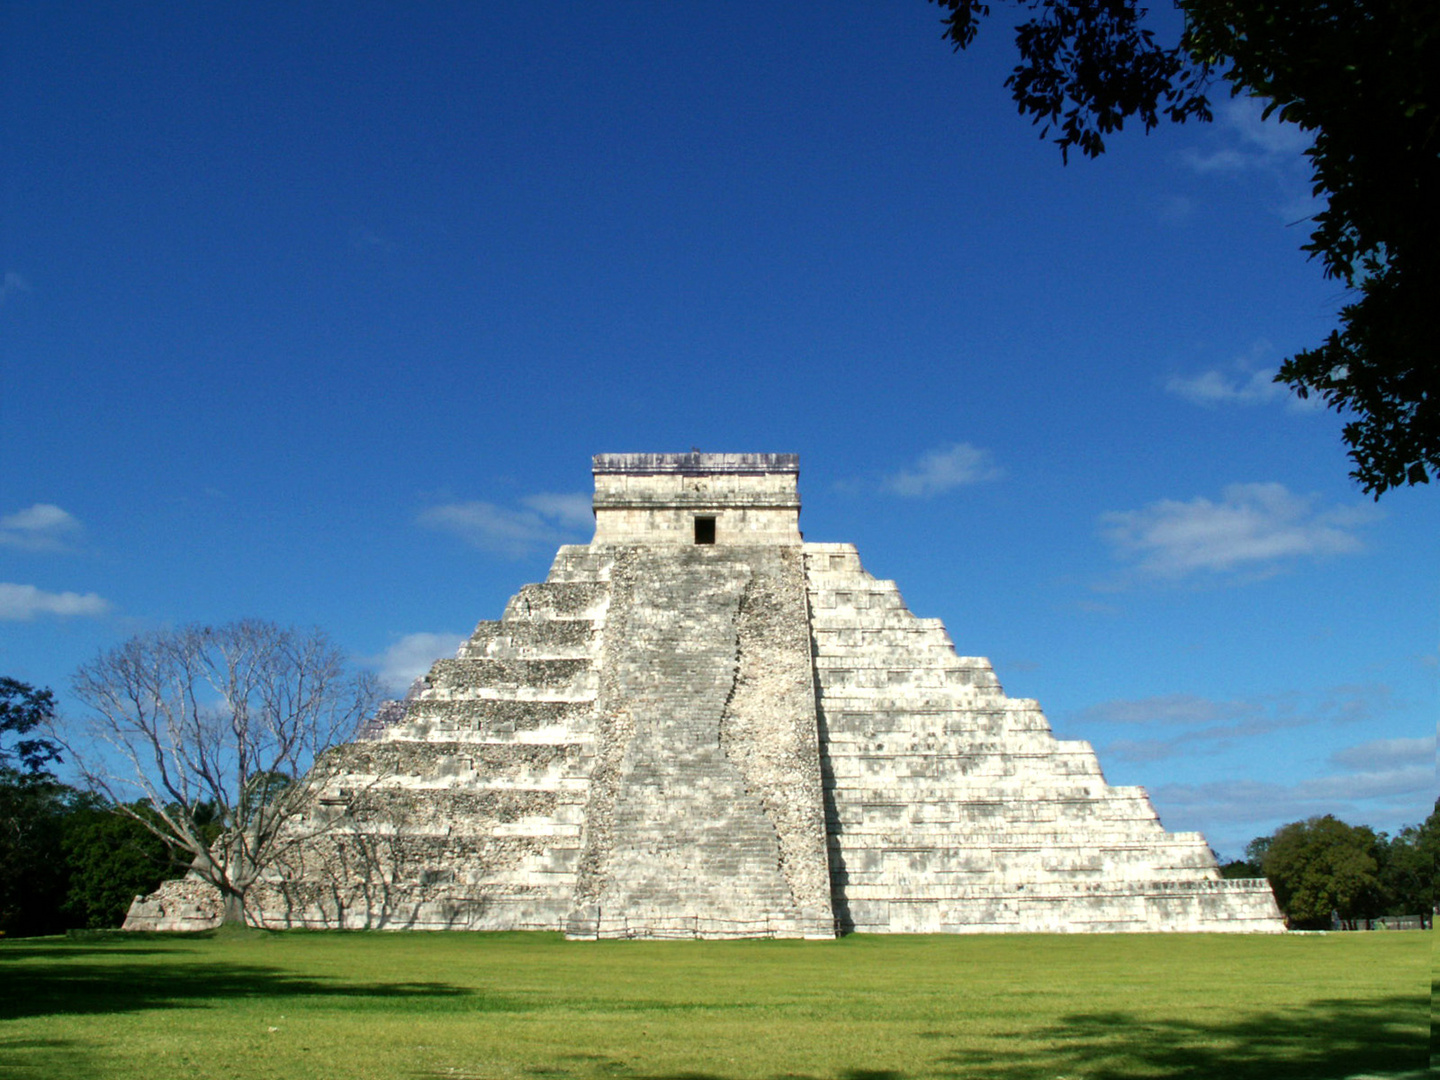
[592,452,799,476]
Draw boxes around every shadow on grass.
[934,992,1426,1080]
[418,996,1424,1080]
[0,1036,94,1080]
[3,938,1425,1080]
[0,938,505,1024]
[469,1072,902,1080]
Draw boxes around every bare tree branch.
[61,620,381,924]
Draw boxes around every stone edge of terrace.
[592,452,800,475]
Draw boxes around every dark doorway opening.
[694,516,716,544]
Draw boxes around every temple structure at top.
[126,452,1284,936]
[590,452,803,545]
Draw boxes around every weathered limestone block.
[399,698,591,737]
[591,452,802,546]
[122,877,224,932]
[233,538,613,931]
[504,581,610,621]
[720,546,834,931]
[569,545,833,939]
[458,620,597,659]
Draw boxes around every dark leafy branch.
[0,677,64,775]
[930,0,1438,495]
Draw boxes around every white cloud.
[0,582,110,620]
[350,227,396,252]
[1178,99,1319,229]
[1294,765,1435,803]
[1153,761,1434,856]
[1181,147,1249,174]
[1154,194,1196,226]
[1166,364,1285,407]
[0,503,83,552]
[418,491,591,557]
[419,502,559,557]
[1099,483,1374,580]
[1104,715,1310,764]
[520,492,593,529]
[1182,99,1313,173]
[369,632,466,693]
[1315,683,1396,726]
[882,443,1003,497]
[1070,688,1426,852]
[1165,342,1320,412]
[1223,98,1313,158]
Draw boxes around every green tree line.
[0,776,197,936]
[0,676,195,936]
[1220,807,1438,929]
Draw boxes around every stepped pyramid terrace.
[127,452,1285,936]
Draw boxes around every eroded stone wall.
[591,452,802,545]
[241,544,616,930]
[569,545,832,938]
[805,542,1283,933]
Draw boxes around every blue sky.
[3,2,1434,857]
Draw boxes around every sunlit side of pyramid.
[127,453,1283,935]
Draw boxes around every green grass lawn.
[0,929,1428,1080]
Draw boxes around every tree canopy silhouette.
[931,0,1438,495]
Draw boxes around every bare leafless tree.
[64,619,381,924]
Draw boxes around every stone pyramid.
[129,453,1284,935]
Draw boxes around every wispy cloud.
[367,631,466,693]
[519,492,593,529]
[0,503,84,552]
[1155,764,1433,854]
[1099,483,1375,581]
[1330,735,1435,772]
[1315,683,1397,726]
[350,226,396,253]
[1151,728,1432,853]
[1167,366,1272,405]
[418,491,591,557]
[1225,98,1313,158]
[0,582,110,620]
[1077,693,1261,727]
[1153,194,1196,226]
[1106,716,1311,764]
[1182,147,1247,174]
[0,271,31,304]
[1165,341,1319,412]
[1179,99,1318,224]
[1075,684,1403,765]
[881,443,1003,497]
[1291,765,1437,805]
[1080,693,1301,764]
[1182,99,1313,172]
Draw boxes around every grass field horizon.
[1,929,1429,1080]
